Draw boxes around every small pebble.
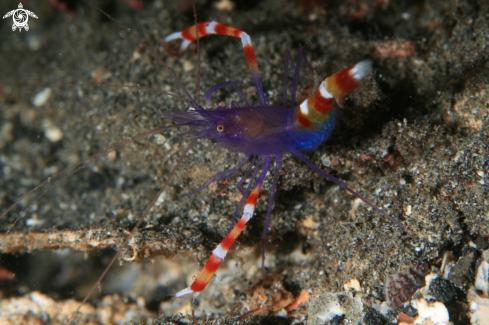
[32,88,52,107]
[108,150,117,161]
[44,126,63,142]
[214,0,235,11]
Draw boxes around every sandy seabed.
[0,0,488,324]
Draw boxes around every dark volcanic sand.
[0,0,488,324]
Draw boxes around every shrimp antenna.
[83,0,199,108]
[0,123,191,228]
[66,137,199,324]
[192,0,201,104]
[39,83,195,106]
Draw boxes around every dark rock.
[428,278,458,304]
[364,307,387,325]
[448,252,476,290]
[474,237,489,251]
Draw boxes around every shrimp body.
[201,106,294,155]
[172,63,374,155]
[173,105,306,156]
[167,21,372,153]
[164,21,398,298]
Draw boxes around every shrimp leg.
[165,22,266,105]
[175,157,271,297]
[203,81,250,107]
[296,60,373,129]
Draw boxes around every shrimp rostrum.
[163,21,407,297]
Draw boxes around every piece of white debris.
[26,217,45,227]
[344,279,362,292]
[44,125,63,142]
[468,250,489,325]
[311,294,345,323]
[214,0,236,11]
[468,287,489,325]
[32,88,52,107]
[475,255,489,296]
[413,298,450,325]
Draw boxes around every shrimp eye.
[217,125,224,132]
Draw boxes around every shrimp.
[163,21,406,298]
[0,1,409,322]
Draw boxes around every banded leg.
[175,157,271,298]
[325,59,373,99]
[165,21,266,105]
[296,60,373,129]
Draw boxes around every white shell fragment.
[214,0,236,11]
[315,294,344,322]
[26,217,45,227]
[44,126,63,142]
[413,298,450,325]
[468,249,489,325]
[343,278,362,292]
[468,287,489,325]
[42,119,63,143]
[475,252,489,296]
[31,88,52,107]
[308,291,363,324]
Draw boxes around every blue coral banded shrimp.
[163,21,407,298]
[0,8,407,315]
